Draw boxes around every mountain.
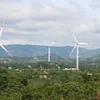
[0,44,100,57]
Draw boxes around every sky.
[0,0,100,49]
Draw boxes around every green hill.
[0,44,99,57]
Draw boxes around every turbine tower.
[48,41,55,62]
[70,34,91,70]
[0,23,12,57]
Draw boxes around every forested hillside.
[1,44,100,57]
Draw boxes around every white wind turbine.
[70,34,91,70]
[48,41,56,62]
[0,23,12,57]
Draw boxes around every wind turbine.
[48,41,56,62]
[0,23,12,57]
[70,34,91,70]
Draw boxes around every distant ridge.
[0,44,99,57]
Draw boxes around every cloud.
[90,0,100,9]
[0,0,99,48]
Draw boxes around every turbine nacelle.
[73,34,92,45]
[70,33,92,70]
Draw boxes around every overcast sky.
[0,0,100,49]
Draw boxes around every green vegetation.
[0,57,99,99]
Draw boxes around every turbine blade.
[0,43,12,57]
[0,23,4,37]
[79,42,92,45]
[50,41,56,46]
[88,42,92,44]
[70,45,77,56]
[2,22,4,28]
[78,43,88,45]
[73,34,78,43]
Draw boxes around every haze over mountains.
[0,44,100,57]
